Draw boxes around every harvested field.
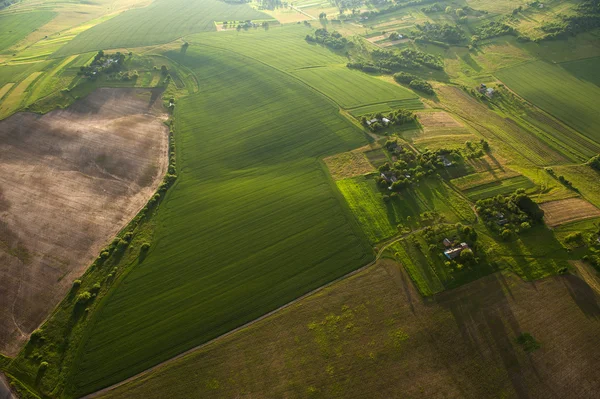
[540,198,600,228]
[324,146,376,180]
[99,261,600,399]
[0,88,168,356]
[417,111,463,130]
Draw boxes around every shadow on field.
[437,274,532,399]
[561,274,600,318]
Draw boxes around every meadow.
[62,44,373,396]
[463,175,536,201]
[54,0,268,56]
[337,176,475,244]
[496,60,600,145]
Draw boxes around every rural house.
[444,242,470,260]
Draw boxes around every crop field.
[292,66,418,108]
[337,176,475,243]
[347,98,424,117]
[463,175,536,201]
[99,260,600,399]
[0,11,56,52]
[59,45,373,396]
[561,56,600,87]
[541,198,600,228]
[451,168,521,191]
[553,165,600,209]
[324,146,376,180]
[496,61,600,145]
[55,0,268,56]
[0,71,42,117]
[0,88,169,356]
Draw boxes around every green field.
[292,66,418,108]
[561,56,600,87]
[463,175,536,201]
[63,44,373,396]
[0,11,56,52]
[496,60,600,145]
[54,0,268,56]
[337,176,475,243]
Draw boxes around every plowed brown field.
[0,88,168,355]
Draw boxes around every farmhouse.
[486,88,495,98]
[444,242,469,260]
[382,117,391,125]
[366,118,378,126]
[439,155,452,167]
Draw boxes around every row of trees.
[305,29,348,49]
[393,72,434,94]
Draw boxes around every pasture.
[540,198,600,228]
[496,61,600,145]
[61,45,373,396]
[98,260,600,399]
[54,0,268,56]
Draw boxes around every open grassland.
[0,11,56,52]
[55,0,268,56]
[59,45,373,396]
[337,176,475,244]
[98,260,600,399]
[292,66,418,108]
[463,175,536,201]
[496,61,600,145]
[541,198,600,228]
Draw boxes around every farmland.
[1,0,600,398]
[496,61,600,144]
[541,198,600,227]
[98,260,600,399]
[0,88,169,356]
[42,45,373,397]
[0,11,56,52]
[54,0,269,56]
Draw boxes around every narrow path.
[291,6,317,20]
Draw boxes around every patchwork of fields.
[0,11,56,52]
[65,45,373,396]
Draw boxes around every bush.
[72,279,82,289]
[39,361,49,371]
[30,329,43,341]
[90,282,101,293]
[516,333,540,352]
[76,291,92,304]
[141,242,151,251]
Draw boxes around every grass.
[496,60,600,145]
[55,44,373,397]
[0,11,56,53]
[292,65,418,108]
[560,56,600,87]
[451,168,521,191]
[337,176,475,244]
[463,175,536,201]
[0,71,43,117]
[54,0,268,56]
[347,98,424,117]
[96,259,600,399]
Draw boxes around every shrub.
[30,329,43,341]
[516,333,540,352]
[39,361,49,371]
[141,242,151,251]
[90,282,101,293]
[76,291,91,304]
[72,279,82,289]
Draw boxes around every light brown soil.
[323,145,376,180]
[417,111,463,130]
[541,198,600,227]
[99,260,600,399]
[0,88,169,356]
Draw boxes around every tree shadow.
[560,274,600,318]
